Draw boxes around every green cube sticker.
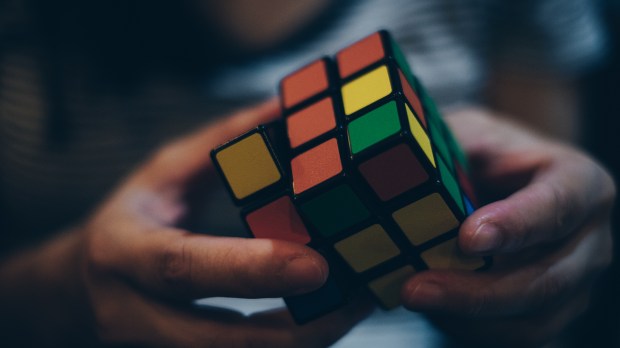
[300,185,371,237]
[438,156,464,215]
[348,101,401,155]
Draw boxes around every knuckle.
[241,258,280,293]
[157,239,194,292]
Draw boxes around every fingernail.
[284,256,327,293]
[407,282,445,308]
[471,223,502,253]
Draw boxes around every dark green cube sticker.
[438,156,464,214]
[300,185,371,237]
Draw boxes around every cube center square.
[214,132,281,201]
[342,65,392,116]
[291,138,343,195]
[300,184,370,238]
[359,143,429,202]
[286,97,337,149]
[347,100,401,155]
[211,30,490,324]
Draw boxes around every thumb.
[138,98,281,187]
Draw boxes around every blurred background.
[581,0,620,346]
[0,0,619,346]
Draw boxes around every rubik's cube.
[211,31,489,324]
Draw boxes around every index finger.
[90,226,329,300]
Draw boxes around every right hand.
[77,100,372,347]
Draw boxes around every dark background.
[580,0,620,346]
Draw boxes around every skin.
[0,100,373,347]
[196,0,331,51]
[403,108,615,347]
[0,1,615,346]
[0,100,613,347]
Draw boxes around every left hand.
[401,108,615,347]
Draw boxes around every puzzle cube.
[211,30,489,324]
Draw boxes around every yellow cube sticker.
[406,104,435,167]
[342,66,392,116]
[216,133,281,200]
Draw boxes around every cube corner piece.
[211,126,286,206]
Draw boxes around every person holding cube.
[0,1,615,347]
[212,31,488,322]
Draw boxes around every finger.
[138,98,281,187]
[174,294,372,347]
[445,110,615,255]
[100,227,329,299]
[243,294,374,347]
[459,145,614,255]
[444,108,545,159]
[402,222,609,318]
[426,288,591,348]
[92,274,372,347]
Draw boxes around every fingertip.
[459,222,503,256]
[402,267,494,312]
[401,273,447,311]
[283,253,328,295]
[268,240,329,295]
[459,203,511,255]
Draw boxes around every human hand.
[78,100,372,347]
[401,108,615,347]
